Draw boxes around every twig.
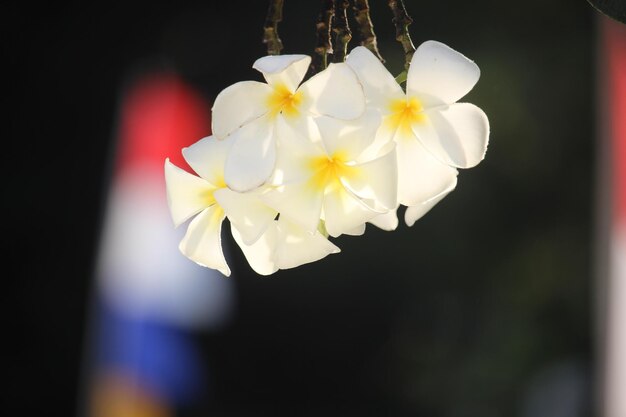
[332,0,352,63]
[263,0,284,55]
[353,0,384,62]
[387,0,416,70]
[313,0,335,73]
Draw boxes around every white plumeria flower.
[262,111,397,238]
[211,54,366,192]
[164,136,234,276]
[347,41,489,226]
[231,216,340,276]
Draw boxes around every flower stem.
[313,0,336,73]
[263,0,284,55]
[332,0,352,63]
[387,0,416,70]
[353,0,384,62]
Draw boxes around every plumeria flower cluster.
[165,41,489,276]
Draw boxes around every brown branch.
[312,0,335,72]
[332,0,352,63]
[387,0,416,69]
[263,0,284,55]
[353,0,384,62]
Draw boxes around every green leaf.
[395,70,407,84]
[587,0,626,24]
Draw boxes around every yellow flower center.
[201,176,226,207]
[308,151,360,192]
[267,84,303,119]
[386,97,427,137]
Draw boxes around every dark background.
[4,1,596,416]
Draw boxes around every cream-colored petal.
[224,116,276,192]
[412,103,489,168]
[253,54,311,92]
[407,40,480,106]
[272,116,325,185]
[343,223,366,236]
[369,209,399,231]
[179,205,230,276]
[261,183,324,234]
[346,46,405,110]
[316,108,381,161]
[395,133,459,206]
[214,188,277,245]
[182,135,233,186]
[211,81,272,139]
[405,177,457,226]
[341,145,397,210]
[164,159,216,227]
[298,63,365,120]
[322,186,377,237]
[274,217,340,270]
[231,223,278,276]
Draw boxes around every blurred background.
[4,1,625,416]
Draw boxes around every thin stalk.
[332,0,352,62]
[313,0,335,72]
[353,0,384,62]
[263,0,284,55]
[387,0,416,70]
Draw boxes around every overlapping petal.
[346,46,405,109]
[298,63,366,120]
[407,40,480,106]
[182,135,232,186]
[214,188,277,245]
[412,103,489,168]
[322,186,380,237]
[253,54,311,92]
[405,177,457,227]
[262,182,324,234]
[340,145,397,210]
[316,108,381,161]
[274,217,340,269]
[224,116,276,192]
[211,81,272,139]
[369,209,399,231]
[164,159,217,227]
[395,134,459,207]
[231,222,278,276]
[179,205,230,276]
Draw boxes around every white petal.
[405,177,457,227]
[274,217,340,270]
[253,55,311,92]
[298,63,365,120]
[346,46,405,109]
[358,116,398,162]
[322,187,377,237]
[231,223,278,276]
[396,133,459,206]
[224,116,276,192]
[369,209,399,231]
[179,206,230,276]
[164,159,215,227]
[214,188,276,245]
[407,40,480,106]
[343,223,366,236]
[211,81,272,139]
[272,116,325,185]
[182,135,233,186]
[316,108,381,161]
[262,182,324,234]
[412,103,489,168]
[341,145,397,210]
